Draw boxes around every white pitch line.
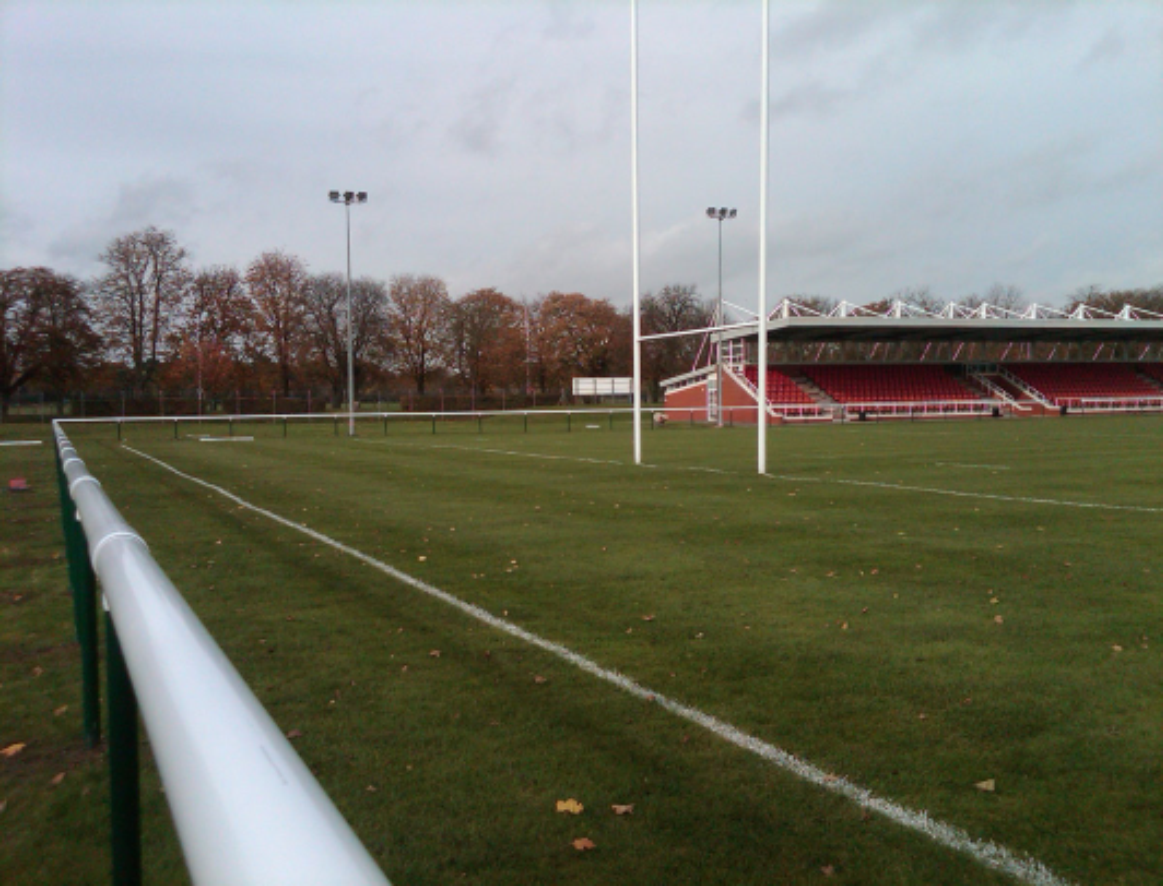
[424,442,1159,514]
[121,442,1070,886]
[935,462,1011,471]
[766,474,1163,514]
[0,440,44,447]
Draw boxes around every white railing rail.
[998,368,1054,406]
[54,423,391,886]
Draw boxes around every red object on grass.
[8,478,30,492]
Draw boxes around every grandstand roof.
[716,298,1163,346]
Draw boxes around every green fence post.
[173,419,179,440]
[54,446,100,747]
[106,613,142,886]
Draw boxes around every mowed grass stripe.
[120,442,1070,886]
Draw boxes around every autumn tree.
[92,226,190,395]
[640,284,713,400]
[164,266,252,398]
[302,272,389,406]
[1,267,99,418]
[530,292,626,399]
[446,288,523,396]
[960,283,1027,314]
[1066,284,1163,316]
[37,272,101,410]
[386,274,450,395]
[246,251,309,396]
[0,268,48,418]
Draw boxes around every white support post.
[631,0,643,464]
[756,0,770,475]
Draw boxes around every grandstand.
[661,297,1163,423]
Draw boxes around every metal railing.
[53,422,391,886]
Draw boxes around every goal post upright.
[631,0,643,465]
[756,0,770,476]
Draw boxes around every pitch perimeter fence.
[53,423,392,886]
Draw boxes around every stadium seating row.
[1004,363,1159,402]
[732,363,1163,408]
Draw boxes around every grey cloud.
[542,3,596,42]
[770,1,888,60]
[48,176,197,273]
[768,80,855,120]
[448,75,519,156]
[1079,28,1126,68]
[908,1,1079,55]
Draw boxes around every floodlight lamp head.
[329,190,340,202]
[728,208,737,219]
[343,191,355,202]
[357,192,368,203]
[706,207,716,218]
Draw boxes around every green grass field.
[3,413,1161,884]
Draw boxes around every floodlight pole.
[329,190,368,437]
[706,207,737,427]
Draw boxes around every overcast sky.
[2,0,1161,313]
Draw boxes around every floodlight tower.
[329,190,368,437]
[706,207,737,426]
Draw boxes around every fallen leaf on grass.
[556,798,584,814]
[53,705,68,716]
[429,650,441,658]
[641,614,655,622]
[611,804,634,816]
[993,615,1004,625]
[975,779,996,792]
[821,865,835,876]
[50,772,66,786]
[1112,645,1123,653]
[2,743,26,758]
[533,675,548,684]
[366,785,378,793]
[286,729,302,740]
[571,837,596,851]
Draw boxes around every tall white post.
[757,0,770,475]
[631,0,643,464]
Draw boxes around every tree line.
[4,225,1160,419]
[1,226,714,418]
